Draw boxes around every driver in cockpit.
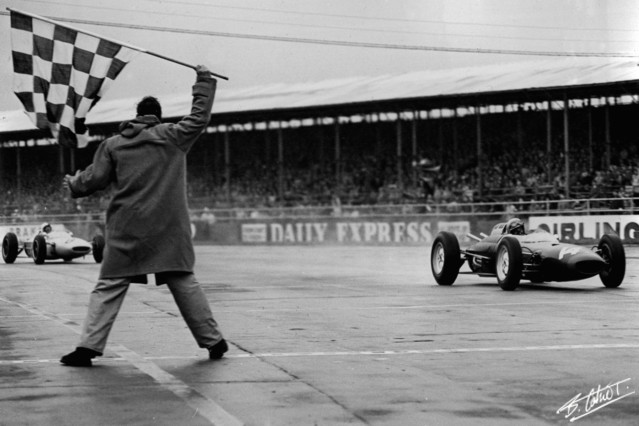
[505,218,526,235]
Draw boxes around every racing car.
[2,223,105,265]
[431,218,625,291]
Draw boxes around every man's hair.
[136,96,162,120]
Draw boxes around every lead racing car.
[431,218,625,291]
[2,223,105,265]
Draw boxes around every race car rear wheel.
[92,235,105,263]
[32,235,47,265]
[496,237,522,291]
[431,231,461,286]
[598,233,625,288]
[2,233,19,264]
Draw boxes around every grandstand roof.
[2,57,639,140]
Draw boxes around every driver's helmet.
[505,218,525,235]
[41,222,52,233]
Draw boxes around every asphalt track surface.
[1,245,638,425]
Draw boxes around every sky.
[0,0,638,113]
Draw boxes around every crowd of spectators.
[0,171,110,221]
[184,142,639,212]
[2,137,638,220]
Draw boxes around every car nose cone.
[574,253,606,275]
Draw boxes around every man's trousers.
[77,273,224,353]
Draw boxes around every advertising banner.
[192,217,471,245]
[529,215,639,243]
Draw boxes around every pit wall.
[3,214,636,246]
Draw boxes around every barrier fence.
[2,197,639,246]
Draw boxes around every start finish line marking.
[4,343,639,364]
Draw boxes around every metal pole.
[278,126,284,201]
[517,105,523,168]
[16,143,21,195]
[546,100,552,184]
[318,118,325,167]
[563,93,570,198]
[334,119,341,185]
[264,126,271,164]
[396,114,403,190]
[411,112,418,189]
[587,99,593,171]
[224,130,230,203]
[605,98,611,169]
[476,104,483,199]
[452,109,458,171]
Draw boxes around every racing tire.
[496,237,522,291]
[92,235,105,264]
[32,235,47,265]
[598,233,625,288]
[431,231,461,286]
[2,233,19,264]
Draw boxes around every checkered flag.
[9,9,140,148]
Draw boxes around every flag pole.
[141,50,229,81]
[6,8,229,81]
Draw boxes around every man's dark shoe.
[60,347,102,367]
[208,339,228,360]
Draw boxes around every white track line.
[0,296,243,426]
[4,342,639,364]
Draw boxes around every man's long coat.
[69,75,216,284]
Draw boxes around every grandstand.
[1,57,639,222]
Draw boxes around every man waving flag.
[9,9,139,148]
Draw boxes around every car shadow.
[458,281,610,293]
[6,258,97,266]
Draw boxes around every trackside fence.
[1,197,638,246]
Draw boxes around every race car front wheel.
[2,233,19,264]
[431,231,461,286]
[32,235,47,264]
[598,233,625,288]
[496,237,522,291]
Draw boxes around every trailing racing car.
[2,223,105,265]
[431,218,625,291]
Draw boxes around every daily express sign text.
[240,220,470,244]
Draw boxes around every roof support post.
[452,109,458,171]
[277,126,284,202]
[546,100,552,184]
[517,105,523,168]
[317,118,325,167]
[411,112,418,190]
[16,144,22,194]
[264,125,271,165]
[374,115,382,157]
[438,115,444,168]
[334,119,341,186]
[475,104,483,199]
[563,92,570,198]
[396,114,403,190]
[604,98,611,169]
[224,130,231,203]
[212,131,221,187]
[587,99,593,171]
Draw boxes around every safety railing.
[1,197,637,225]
